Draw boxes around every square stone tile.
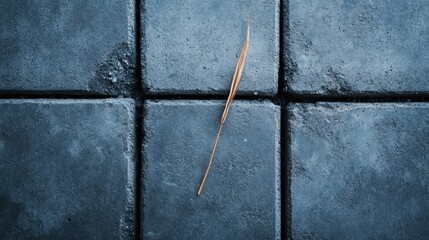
[289,103,429,239]
[0,99,135,239]
[142,100,280,239]
[0,1,135,95]
[143,0,279,96]
[286,0,429,95]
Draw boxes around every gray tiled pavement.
[0,0,428,239]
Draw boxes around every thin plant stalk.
[197,17,250,196]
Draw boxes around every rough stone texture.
[286,0,429,95]
[0,99,135,239]
[143,0,279,96]
[0,0,135,95]
[289,103,429,239]
[142,100,280,239]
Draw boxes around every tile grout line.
[286,93,429,103]
[1,95,429,103]
[134,102,143,240]
[134,0,144,238]
[1,94,429,103]
[282,104,292,240]
[278,0,291,239]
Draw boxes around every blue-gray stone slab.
[142,100,280,239]
[286,0,429,95]
[0,99,135,239]
[0,1,135,95]
[289,103,429,239]
[143,0,279,96]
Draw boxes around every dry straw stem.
[197,17,251,196]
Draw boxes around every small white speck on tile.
[244,138,247,142]
[163,181,177,187]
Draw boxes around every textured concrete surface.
[289,103,429,239]
[0,0,135,95]
[143,0,279,96]
[142,100,280,239]
[286,0,429,95]
[0,99,135,239]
